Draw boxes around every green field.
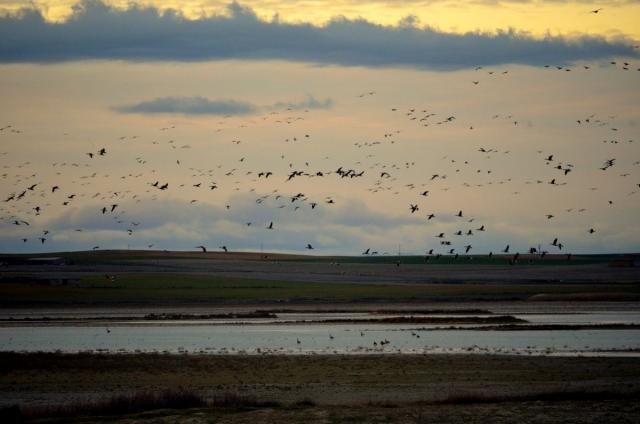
[2,273,639,305]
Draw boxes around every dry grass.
[209,392,281,409]
[439,389,640,404]
[3,389,640,423]
[3,353,640,422]
[5,389,205,422]
[1,389,287,422]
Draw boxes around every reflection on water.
[2,309,640,356]
[1,323,639,356]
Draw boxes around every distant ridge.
[1,250,637,263]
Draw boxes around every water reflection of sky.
[2,322,639,356]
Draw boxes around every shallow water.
[2,308,640,356]
[1,322,639,356]
[4,311,640,324]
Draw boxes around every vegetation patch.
[2,272,638,305]
[439,389,640,404]
[301,315,526,325]
[2,389,205,422]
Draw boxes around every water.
[1,320,639,356]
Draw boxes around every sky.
[0,0,639,255]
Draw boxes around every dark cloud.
[3,194,638,255]
[271,95,333,111]
[115,96,257,115]
[115,94,333,115]
[1,195,430,254]
[0,195,421,254]
[0,1,636,69]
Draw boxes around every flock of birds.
[1,53,639,261]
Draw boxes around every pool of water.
[1,323,639,356]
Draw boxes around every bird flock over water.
[1,54,639,260]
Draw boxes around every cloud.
[115,96,257,115]
[3,192,639,255]
[115,94,333,115]
[0,195,446,254]
[271,95,333,111]
[0,1,636,69]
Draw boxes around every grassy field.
[10,398,640,424]
[2,353,640,423]
[2,272,640,304]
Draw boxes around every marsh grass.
[7,389,205,421]
[439,389,640,404]
[210,392,281,408]
[2,388,640,422]
[1,389,286,422]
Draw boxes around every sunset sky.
[0,0,638,255]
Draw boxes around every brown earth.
[3,353,640,406]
